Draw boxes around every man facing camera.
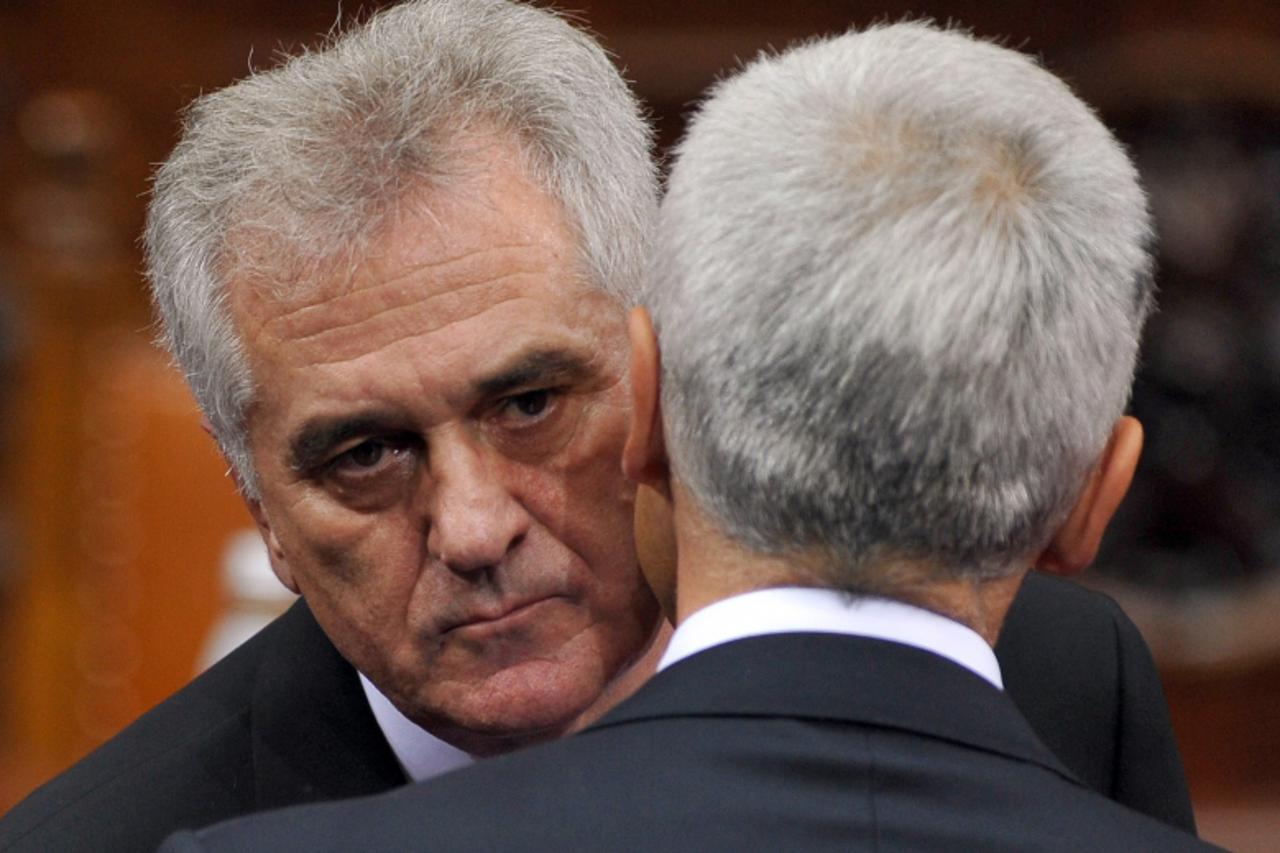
[2,3,662,850]
[2,4,1189,850]
[163,20,1215,852]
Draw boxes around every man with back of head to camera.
[161,20,1217,853]
[0,3,1192,850]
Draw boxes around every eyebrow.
[285,349,597,473]
[288,413,404,473]
[473,348,597,398]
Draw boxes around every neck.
[567,615,673,731]
[886,571,1025,646]
[672,494,1025,646]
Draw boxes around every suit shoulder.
[1003,572,1126,636]
[867,725,1214,851]
[182,715,1221,853]
[0,615,280,852]
[997,573,1132,692]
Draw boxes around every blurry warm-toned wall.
[1,1,1277,849]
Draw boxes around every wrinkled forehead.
[227,134,611,311]
[222,133,568,304]
[225,150,625,376]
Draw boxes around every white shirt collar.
[358,673,475,782]
[657,586,1003,690]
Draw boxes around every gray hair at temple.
[648,22,1153,585]
[145,0,657,498]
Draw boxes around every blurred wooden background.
[1,2,1278,849]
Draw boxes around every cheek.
[533,405,635,544]
[275,497,426,612]
[546,418,645,604]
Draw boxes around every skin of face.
[230,141,661,756]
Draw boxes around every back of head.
[145,0,656,496]
[649,22,1153,587]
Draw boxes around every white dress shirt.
[658,586,1003,689]
[359,673,475,782]
[359,587,999,780]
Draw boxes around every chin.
[432,696,591,758]
[425,661,605,749]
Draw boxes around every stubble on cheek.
[284,504,431,680]
[409,610,614,740]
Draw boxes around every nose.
[424,434,529,574]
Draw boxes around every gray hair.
[145,0,657,497]
[649,22,1154,585]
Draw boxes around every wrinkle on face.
[282,275,524,346]
[279,244,540,327]
[232,139,656,754]
[258,241,539,325]
[240,261,555,370]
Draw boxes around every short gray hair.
[145,0,656,497]
[649,22,1154,585]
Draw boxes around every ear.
[622,306,670,498]
[245,496,299,594]
[634,484,678,623]
[1036,416,1143,576]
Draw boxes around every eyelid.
[325,434,419,471]
[315,434,422,511]
[494,387,561,421]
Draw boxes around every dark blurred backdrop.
[1,2,1278,848]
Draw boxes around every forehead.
[230,147,623,395]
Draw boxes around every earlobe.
[622,307,670,497]
[245,497,299,594]
[1037,416,1143,576]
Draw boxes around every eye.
[494,389,559,428]
[324,434,421,487]
[486,388,579,460]
[508,390,551,419]
[346,440,388,468]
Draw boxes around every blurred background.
[0,0,1277,848]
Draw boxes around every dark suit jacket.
[0,602,406,852]
[0,574,1193,851]
[163,633,1216,852]
[996,573,1194,830]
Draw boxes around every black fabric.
[163,634,1218,853]
[997,573,1196,832]
[0,601,405,853]
[0,574,1195,851]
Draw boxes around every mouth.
[444,596,562,637]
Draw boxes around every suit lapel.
[593,632,1080,786]
[250,600,407,809]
